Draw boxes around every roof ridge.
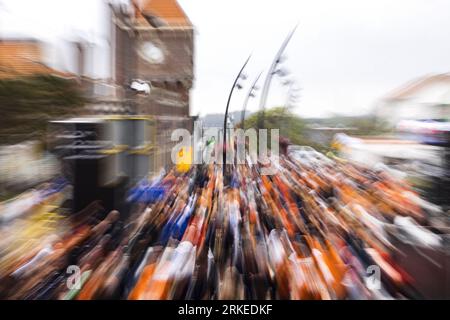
[136,0,192,27]
[382,73,450,100]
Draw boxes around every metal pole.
[257,25,298,130]
[223,55,251,176]
[240,71,262,130]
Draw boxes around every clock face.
[138,41,165,64]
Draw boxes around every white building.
[376,73,450,125]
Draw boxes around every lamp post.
[240,71,262,130]
[257,25,298,130]
[223,55,251,177]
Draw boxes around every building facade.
[376,74,450,125]
[109,0,195,173]
[0,38,72,79]
[111,0,194,118]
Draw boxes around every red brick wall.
[114,26,193,118]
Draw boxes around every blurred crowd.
[0,151,448,300]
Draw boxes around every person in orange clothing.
[128,263,156,300]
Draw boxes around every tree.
[347,115,391,136]
[0,75,86,145]
[240,107,316,147]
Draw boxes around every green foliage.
[240,107,314,146]
[239,108,391,153]
[305,115,392,136]
[347,116,392,136]
[0,75,85,144]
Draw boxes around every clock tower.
[111,0,194,117]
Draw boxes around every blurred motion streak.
[0,0,450,301]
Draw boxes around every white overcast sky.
[1,0,450,117]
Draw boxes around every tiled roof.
[0,40,71,79]
[134,0,192,27]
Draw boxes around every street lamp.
[223,55,251,177]
[257,25,298,130]
[240,71,262,129]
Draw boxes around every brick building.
[110,0,194,117]
[107,0,195,172]
[0,39,72,79]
